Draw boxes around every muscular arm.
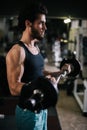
[6,44,25,96]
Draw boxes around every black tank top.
[18,41,44,83]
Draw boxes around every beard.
[31,26,44,41]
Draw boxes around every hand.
[46,75,57,84]
[60,63,71,74]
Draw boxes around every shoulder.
[6,43,25,63]
[8,42,25,54]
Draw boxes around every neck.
[20,35,39,48]
[28,43,35,48]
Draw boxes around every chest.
[24,52,44,70]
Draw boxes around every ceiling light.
[64,18,71,23]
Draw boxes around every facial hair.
[31,26,44,41]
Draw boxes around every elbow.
[10,89,17,96]
[9,85,19,96]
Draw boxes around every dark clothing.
[18,41,44,82]
[15,41,47,130]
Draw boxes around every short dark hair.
[18,2,48,32]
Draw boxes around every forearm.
[43,70,62,77]
[8,81,25,96]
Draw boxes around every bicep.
[6,46,25,94]
[6,55,22,82]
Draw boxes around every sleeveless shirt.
[18,41,44,83]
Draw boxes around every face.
[31,14,47,40]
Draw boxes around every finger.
[46,75,51,79]
[50,77,57,84]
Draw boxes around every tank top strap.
[17,41,29,53]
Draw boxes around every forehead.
[36,14,46,22]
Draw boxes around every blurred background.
[0,0,87,130]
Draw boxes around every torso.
[17,41,44,83]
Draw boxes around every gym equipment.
[19,76,58,113]
[19,58,81,113]
[60,58,81,77]
[60,57,81,95]
[73,79,87,116]
[72,35,87,116]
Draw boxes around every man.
[6,2,70,130]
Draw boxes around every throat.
[24,43,39,55]
[28,44,35,48]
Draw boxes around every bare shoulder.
[6,43,25,63]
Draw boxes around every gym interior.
[0,1,87,130]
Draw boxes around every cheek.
[36,24,43,30]
[33,25,41,32]
[39,24,42,28]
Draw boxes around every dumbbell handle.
[49,70,68,94]
[56,70,68,83]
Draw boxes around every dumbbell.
[60,58,81,77]
[18,76,58,113]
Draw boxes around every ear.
[25,20,32,27]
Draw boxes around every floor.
[56,90,87,130]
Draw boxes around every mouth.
[40,31,45,37]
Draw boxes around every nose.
[45,24,47,30]
[44,24,47,30]
[43,23,47,31]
